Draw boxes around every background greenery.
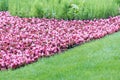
[0,0,119,20]
[0,0,8,11]
[115,0,120,6]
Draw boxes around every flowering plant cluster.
[0,12,120,70]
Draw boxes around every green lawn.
[0,31,120,80]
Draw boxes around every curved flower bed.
[0,12,120,70]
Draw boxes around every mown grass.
[0,31,120,80]
[3,0,119,19]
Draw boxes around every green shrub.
[8,0,33,17]
[0,0,8,11]
[8,0,119,20]
[115,0,120,6]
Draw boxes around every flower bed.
[0,12,120,70]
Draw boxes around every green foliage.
[82,0,119,19]
[8,0,33,17]
[4,0,120,19]
[0,0,8,11]
[115,0,120,6]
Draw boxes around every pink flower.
[0,12,120,70]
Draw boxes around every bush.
[0,0,8,11]
[8,0,120,19]
[115,0,120,6]
[8,0,33,17]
